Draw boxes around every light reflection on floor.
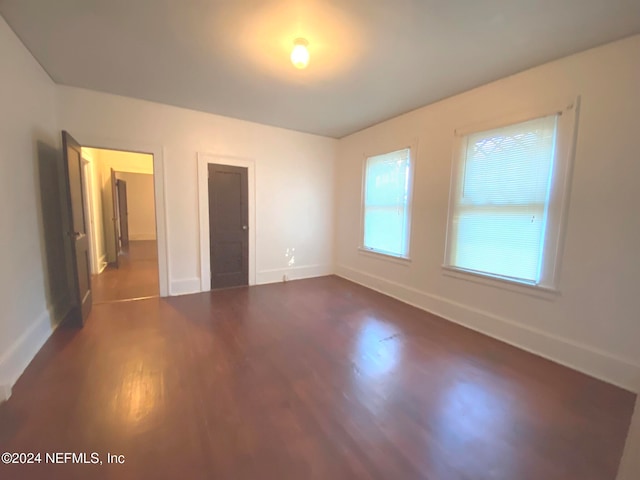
[350,315,518,476]
[428,371,517,476]
[348,316,404,418]
[110,357,164,432]
[352,316,403,378]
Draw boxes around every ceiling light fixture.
[290,38,309,69]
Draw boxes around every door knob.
[242,225,248,230]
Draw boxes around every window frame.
[443,98,579,292]
[360,144,416,262]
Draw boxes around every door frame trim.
[77,136,170,297]
[80,157,99,275]
[197,152,256,290]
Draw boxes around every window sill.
[358,247,411,266]
[441,265,560,300]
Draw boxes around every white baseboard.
[257,264,333,285]
[0,384,11,403]
[129,233,157,241]
[0,308,62,401]
[336,264,640,393]
[183,265,332,296]
[170,277,201,296]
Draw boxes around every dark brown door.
[61,131,92,325]
[117,179,129,247]
[208,163,248,289]
[110,168,119,267]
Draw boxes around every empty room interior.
[0,1,638,479]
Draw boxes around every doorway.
[197,153,256,290]
[81,147,159,303]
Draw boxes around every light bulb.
[291,38,309,69]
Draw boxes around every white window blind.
[447,114,559,284]
[363,148,412,258]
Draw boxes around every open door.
[110,168,120,267]
[62,131,92,325]
[116,179,129,248]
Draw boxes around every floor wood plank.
[92,240,159,304]
[0,276,634,479]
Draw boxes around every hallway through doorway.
[80,147,159,304]
[92,240,159,303]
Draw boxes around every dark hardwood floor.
[92,240,159,304]
[0,276,635,479]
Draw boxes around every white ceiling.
[2,0,639,138]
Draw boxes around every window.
[445,105,577,289]
[362,148,413,259]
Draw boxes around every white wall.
[115,172,156,241]
[58,87,337,295]
[91,148,154,175]
[335,35,640,392]
[0,16,65,400]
